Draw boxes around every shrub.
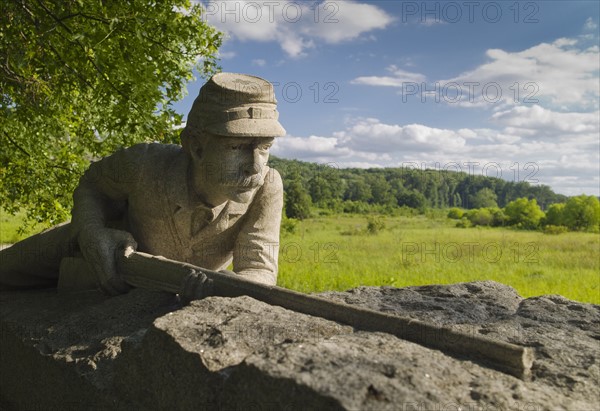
[339,227,363,236]
[563,195,600,232]
[489,207,509,227]
[543,225,569,235]
[342,201,370,214]
[281,217,298,235]
[466,208,493,226]
[504,198,545,229]
[447,207,464,220]
[455,218,471,228]
[366,216,386,234]
[543,203,566,227]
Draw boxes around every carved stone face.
[189,134,274,206]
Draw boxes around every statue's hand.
[179,271,213,304]
[78,228,137,295]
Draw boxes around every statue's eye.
[258,144,272,151]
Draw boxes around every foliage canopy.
[503,198,545,229]
[1,0,222,226]
[285,176,312,220]
[562,195,600,232]
[269,156,567,215]
[468,187,498,208]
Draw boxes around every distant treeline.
[269,156,568,219]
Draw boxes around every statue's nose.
[243,161,262,176]
[243,150,263,176]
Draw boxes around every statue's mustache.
[197,162,266,189]
[219,173,263,188]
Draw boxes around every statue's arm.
[71,145,147,295]
[72,171,126,232]
[232,168,283,285]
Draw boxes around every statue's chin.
[225,187,255,203]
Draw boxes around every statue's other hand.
[179,271,212,304]
[78,228,137,296]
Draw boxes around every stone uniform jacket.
[82,143,283,285]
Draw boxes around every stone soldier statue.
[0,73,285,295]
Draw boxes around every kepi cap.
[185,73,286,138]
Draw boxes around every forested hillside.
[269,156,567,216]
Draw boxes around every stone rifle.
[58,251,534,380]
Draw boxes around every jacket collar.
[166,150,258,229]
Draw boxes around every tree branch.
[46,42,97,91]
[2,131,31,157]
[3,131,74,174]
[36,1,133,105]
[34,0,73,34]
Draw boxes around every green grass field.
[278,215,600,304]
[2,210,598,304]
[0,209,43,244]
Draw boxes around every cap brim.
[205,118,286,137]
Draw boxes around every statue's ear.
[189,137,203,160]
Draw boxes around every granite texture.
[1,281,598,410]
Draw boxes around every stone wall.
[1,281,598,410]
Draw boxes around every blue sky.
[173,1,600,196]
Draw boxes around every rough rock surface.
[1,281,598,410]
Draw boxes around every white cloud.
[491,105,600,137]
[277,30,315,58]
[351,65,426,87]
[273,112,599,196]
[271,135,353,165]
[202,1,393,58]
[333,118,466,153]
[271,34,600,195]
[273,135,346,158]
[204,1,277,41]
[353,37,600,111]
[252,58,267,67]
[584,17,598,31]
[302,1,395,44]
[441,38,600,110]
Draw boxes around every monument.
[0,72,533,379]
[3,73,594,410]
[0,72,286,294]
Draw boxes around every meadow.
[1,210,598,304]
[0,209,43,244]
[277,214,600,304]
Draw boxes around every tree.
[543,203,566,227]
[345,176,373,203]
[562,195,600,232]
[396,189,426,212]
[1,0,222,226]
[452,192,463,207]
[366,174,394,205]
[308,165,343,206]
[504,198,545,229]
[468,188,498,209]
[285,178,312,220]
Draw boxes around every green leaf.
[0,0,223,228]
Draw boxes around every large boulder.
[1,281,598,410]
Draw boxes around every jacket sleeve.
[78,144,148,201]
[232,168,283,285]
[71,144,148,231]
